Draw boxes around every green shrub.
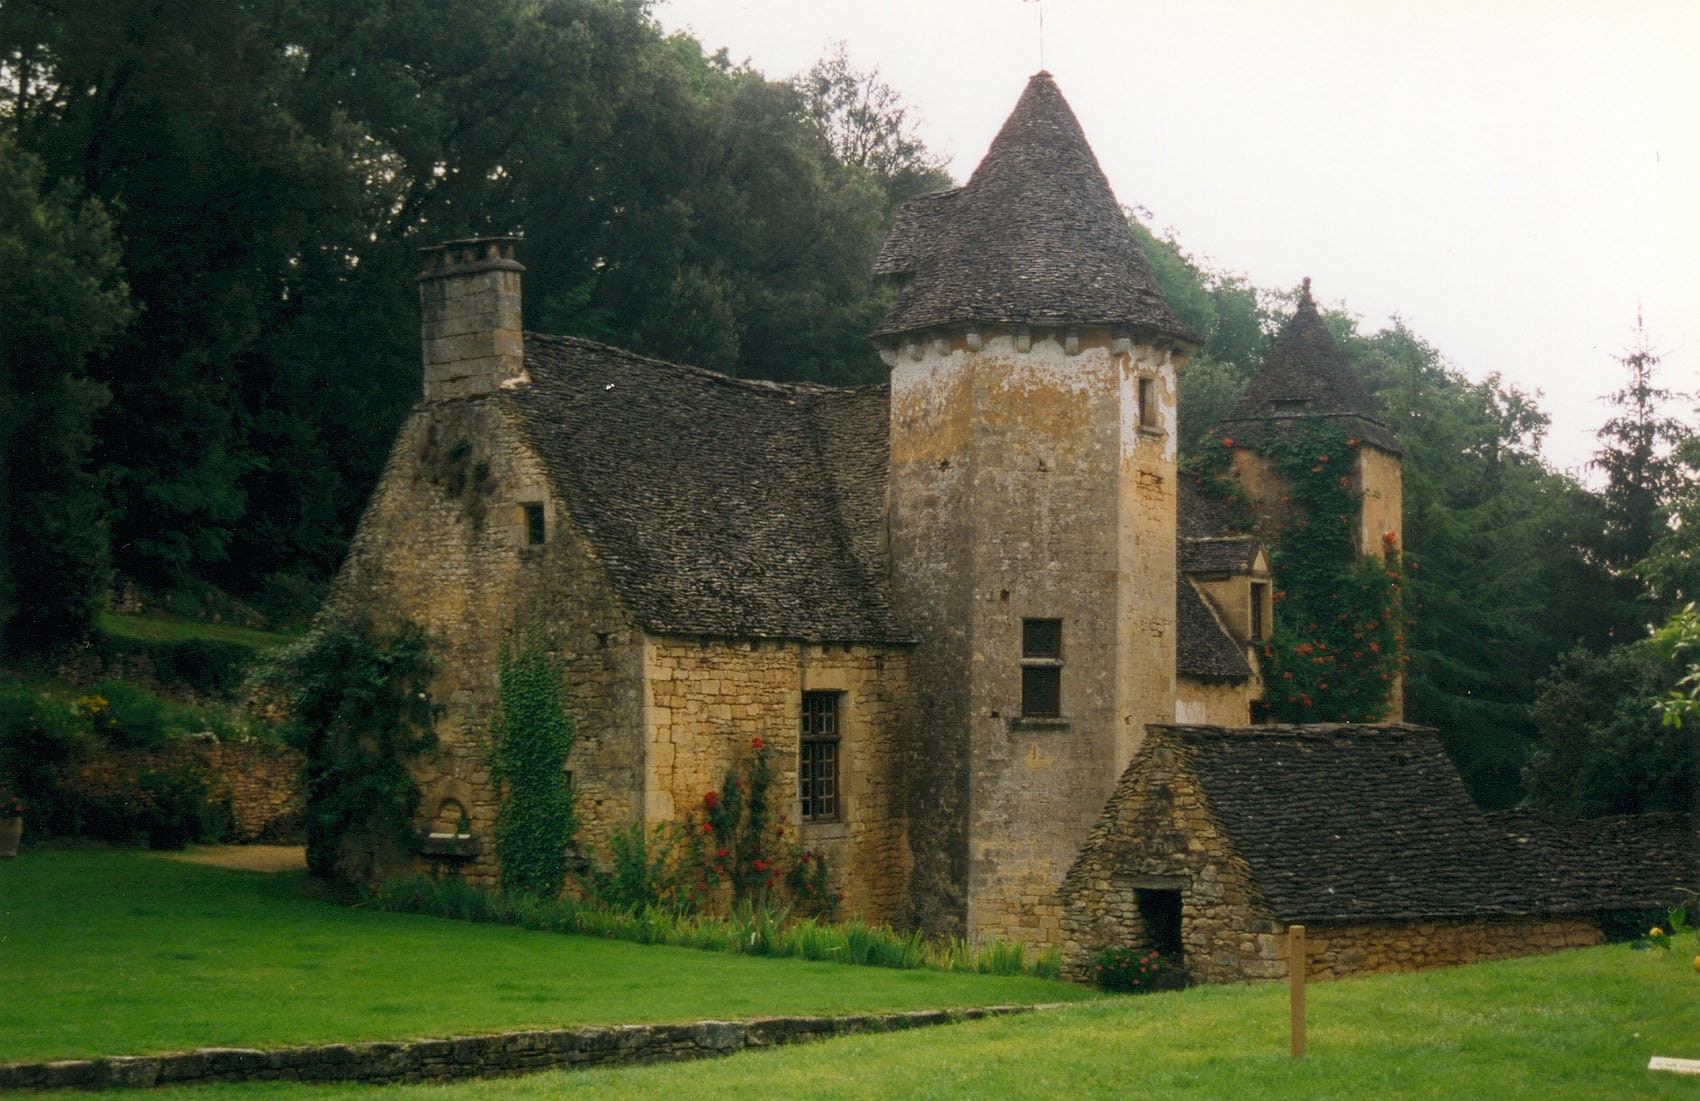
[1092,946,1188,993]
[0,685,96,833]
[86,680,168,747]
[135,765,228,849]
[253,619,436,881]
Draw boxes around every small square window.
[522,503,546,545]
[1022,618,1062,659]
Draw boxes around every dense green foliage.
[0,0,946,630]
[0,133,132,651]
[256,620,436,878]
[2,850,1087,1063]
[0,682,231,845]
[489,633,579,897]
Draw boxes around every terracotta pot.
[0,816,20,859]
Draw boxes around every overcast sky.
[653,0,1699,477]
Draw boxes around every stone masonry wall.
[0,1007,1038,1091]
[1058,729,1276,984]
[1290,916,1602,981]
[65,741,304,843]
[643,638,911,923]
[886,328,1184,949]
[326,398,645,888]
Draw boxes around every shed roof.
[1213,281,1400,456]
[505,334,908,644]
[1160,723,1689,922]
[871,72,1193,344]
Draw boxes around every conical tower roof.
[871,72,1193,343]
[1214,280,1400,455]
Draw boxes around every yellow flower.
[1650,927,1666,938]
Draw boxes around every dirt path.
[163,844,306,873]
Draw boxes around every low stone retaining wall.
[64,740,304,843]
[0,1006,1047,1091]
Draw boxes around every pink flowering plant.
[1092,946,1188,993]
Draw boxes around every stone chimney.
[418,237,526,401]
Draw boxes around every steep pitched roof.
[1163,724,1689,922]
[1213,281,1400,455]
[504,334,908,644]
[871,72,1193,343]
[1176,581,1254,681]
[1179,536,1261,576]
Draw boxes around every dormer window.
[1250,581,1268,641]
[1273,398,1311,416]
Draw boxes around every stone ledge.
[0,1006,1051,1091]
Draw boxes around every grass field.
[5,849,1698,1099]
[0,849,1089,1062]
[97,611,296,650]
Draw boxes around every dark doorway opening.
[1137,888,1184,959]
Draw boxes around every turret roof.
[871,72,1193,343]
[1213,280,1400,455]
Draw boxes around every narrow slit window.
[522,503,546,545]
[800,691,840,822]
[1021,618,1063,718]
[1249,582,1268,641]
[1138,376,1160,431]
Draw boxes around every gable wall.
[1058,733,1286,984]
[1175,679,1250,726]
[641,638,911,922]
[327,398,646,886]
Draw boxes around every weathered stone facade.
[883,329,1185,945]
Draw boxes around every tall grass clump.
[365,873,1062,979]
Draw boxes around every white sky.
[654,0,1699,477]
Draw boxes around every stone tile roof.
[507,334,909,644]
[871,73,1194,344]
[1212,281,1401,456]
[1177,473,1241,540]
[1490,810,1694,913]
[1180,536,1261,576]
[1177,581,1253,681]
[1163,724,1689,922]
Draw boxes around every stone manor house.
[328,73,1690,980]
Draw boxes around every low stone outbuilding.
[1059,723,1692,983]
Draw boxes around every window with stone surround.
[1137,375,1160,432]
[800,691,840,822]
[1020,618,1063,718]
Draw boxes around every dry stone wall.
[0,1007,1040,1091]
[64,741,303,843]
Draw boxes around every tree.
[796,42,951,205]
[0,134,132,650]
[1525,641,1691,817]
[1589,314,1691,598]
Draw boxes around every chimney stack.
[418,237,525,401]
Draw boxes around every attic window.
[1273,398,1311,416]
[1137,376,1161,432]
[522,503,546,545]
[1020,618,1063,718]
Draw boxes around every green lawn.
[6,850,1699,1099]
[0,849,1089,1062]
[97,611,296,650]
[135,939,1700,1101]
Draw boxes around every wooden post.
[1289,924,1306,1058]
